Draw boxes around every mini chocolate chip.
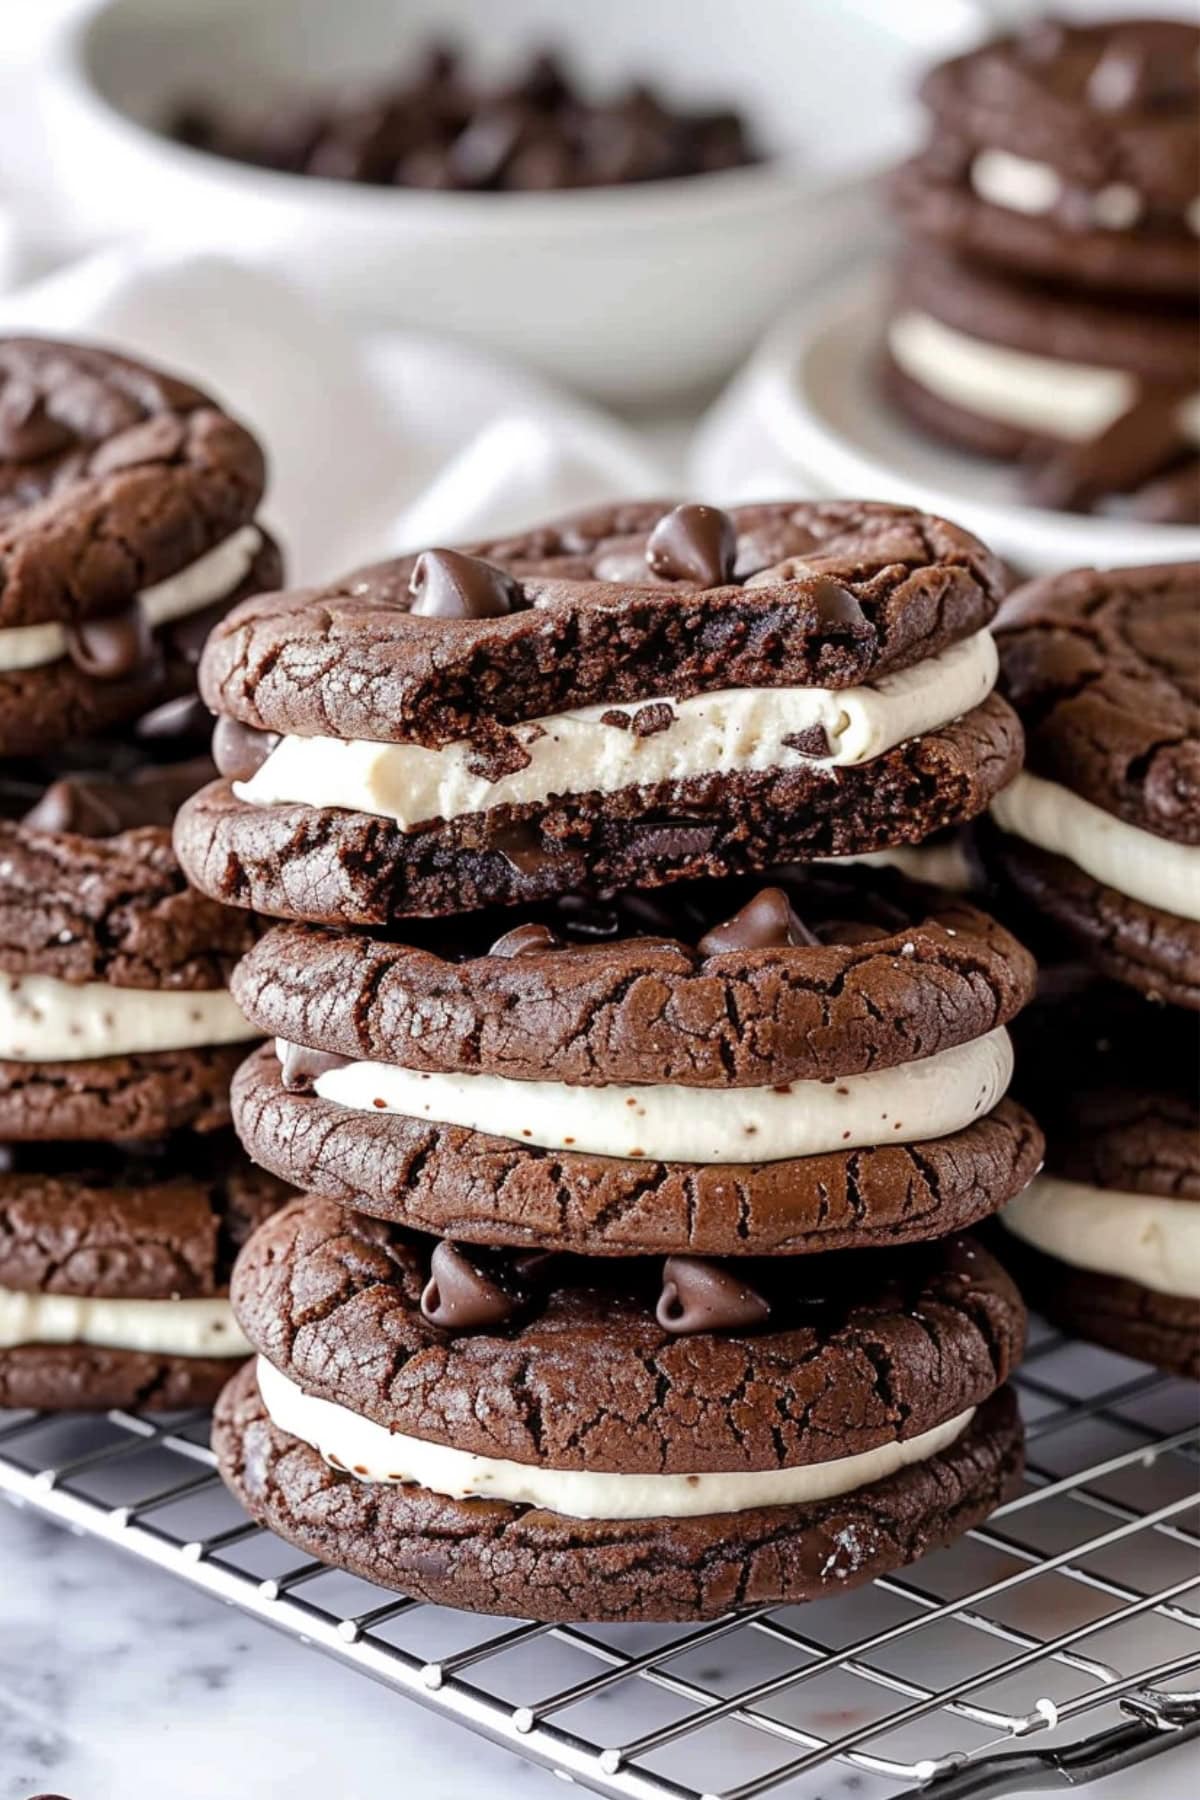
[279,1043,352,1093]
[420,1240,523,1330]
[656,1256,771,1335]
[489,921,563,957]
[63,604,154,681]
[698,886,819,955]
[136,692,212,742]
[782,723,832,758]
[212,715,280,781]
[809,577,867,631]
[408,548,525,619]
[631,702,675,737]
[645,503,737,587]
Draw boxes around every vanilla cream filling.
[0,1288,249,1357]
[888,311,1200,445]
[821,836,975,893]
[233,631,999,832]
[992,772,1200,923]
[1003,1175,1200,1300]
[0,971,258,1062]
[970,148,1149,231]
[301,1026,1013,1163]
[0,525,263,675]
[256,1356,975,1521]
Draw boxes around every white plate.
[754,272,1200,574]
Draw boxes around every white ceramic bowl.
[44,0,969,401]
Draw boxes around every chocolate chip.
[645,503,737,587]
[626,820,716,860]
[656,1256,771,1335]
[810,577,868,631]
[135,692,212,743]
[782,723,832,759]
[23,777,125,838]
[408,548,525,619]
[212,715,280,781]
[489,822,563,876]
[0,381,74,461]
[489,921,563,957]
[63,604,154,681]
[600,709,633,730]
[279,1043,352,1093]
[631,702,675,737]
[420,1241,523,1330]
[698,886,819,955]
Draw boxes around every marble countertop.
[4,1497,1195,1800]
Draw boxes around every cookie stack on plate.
[179,499,1044,1622]
[0,336,290,1409]
[985,560,1199,1376]
[887,15,1199,521]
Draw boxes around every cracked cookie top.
[233,865,1037,1087]
[996,561,1199,844]
[0,337,266,630]
[199,499,1006,746]
[233,1193,1024,1475]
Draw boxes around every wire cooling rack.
[2,1319,1198,1800]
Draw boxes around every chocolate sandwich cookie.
[230,865,1043,1255]
[0,337,281,756]
[883,250,1199,520]
[986,561,1199,1008]
[0,772,261,1142]
[0,1139,289,1410]
[999,971,1199,1378]
[893,17,1200,298]
[177,498,1022,924]
[215,1194,1025,1622]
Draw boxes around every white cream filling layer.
[301,1026,1013,1163]
[0,971,259,1062]
[970,148,1150,231]
[991,772,1200,924]
[888,311,1200,444]
[820,837,975,893]
[0,1288,249,1357]
[0,525,263,675]
[256,1355,975,1521]
[233,631,999,832]
[1002,1175,1200,1301]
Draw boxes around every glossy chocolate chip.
[810,577,868,631]
[0,382,74,461]
[63,605,154,681]
[697,886,819,955]
[489,821,564,876]
[408,548,525,619]
[420,1241,523,1330]
[489,922,564,957]
[135,692,213,743]
[645,503,737,587]
[212,716,280,781]
[656,1256,771,1335]
[23,778,125,838]
[279,1043,353,1094]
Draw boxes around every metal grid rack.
[3,1320,1199,1799]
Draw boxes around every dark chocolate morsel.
[782,723,832,758]
[0,381,75,461]
[489,821,563,875]
[279,1043,353,1093]
[810,577,868,631]
[645,502,737,587]
[408,548,525,619]
[489,922,563,957]
[698,886,819,955]
[136,692,213,743]
[656,1256,771,1335]
[212,715,281,781]
[420,1241,522,1330]
[625,820,717,860]
[63,604,154,681]
[20,767,208,837]
[23,777,125,838]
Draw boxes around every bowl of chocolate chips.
[49,0,931,399]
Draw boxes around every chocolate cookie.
[998,970,1199,1378]
[0,337,280,756]
[0,1140,290,1411]
[883,250,1199,520]
[178,499,1021,922]
[215,1196,1024,1621]
[893,17,1200,297]
[986,562,1200,1007]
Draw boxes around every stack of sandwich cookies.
[988,561,1198,1009]
[229,867,1044,1255]
[177,499,1023,923]
[216,1195,1026,1622]
[1000,974,1198,1379]
[0,338,281,758]
[887,16,1199,520]
[0,770,288,1409]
